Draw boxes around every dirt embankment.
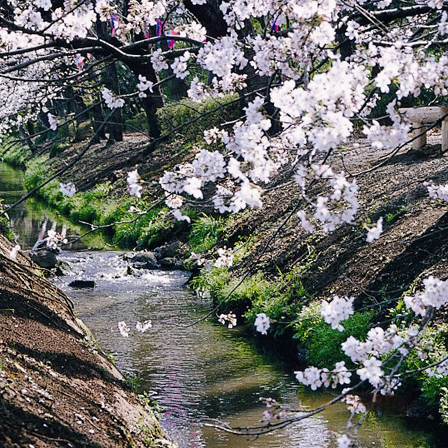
[226,134,448,303]
[11,126,448,304]
[35,129,448,302]
[0,235,176,448]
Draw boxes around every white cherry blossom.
[321,296,355,331]
[254,313,270,335]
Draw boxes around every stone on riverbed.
[154,241,187,259]
[130,252,160,269]
[54,260,73,276]
[122,252,136,261]
[68,279,96,288]
[31,249,58,269]
[160,257,184,270]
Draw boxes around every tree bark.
[103,61,124,144]
[91,95,106,144]
[127,60,164,139]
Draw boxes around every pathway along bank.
[0,234,176,448]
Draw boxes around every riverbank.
[0,234,176,447]
[3,127,448,428]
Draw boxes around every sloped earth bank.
[24,129,448,300]
[227,133,448,301]
[0,235,176,448]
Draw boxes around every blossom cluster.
[214,247,234,268]
[294,361,352,390]
[118,320,152,337]
[342,325,404,364]
[127,170,142,198]
[320,295,354,332]
[295,164,359,233]
[59,182,76,198]
[426,181,448,202]
[366,217,383,243]
[218,312,237,329]
[137,75,154,99]
[404,276,448,317]
[46,227,68,251]
[254,313,270,335]
[102,88,124,109]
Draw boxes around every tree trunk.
[127,61,164,139]
[91,95,106,144]
[103,61,124,144]
[184,0,228,38]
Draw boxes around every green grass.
[188,213,225,253]
[0,137,31,167]
[17,154,190,250]
[293,304,374,368]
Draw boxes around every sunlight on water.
[52,252,442,448]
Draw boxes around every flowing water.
[1,161,445,448]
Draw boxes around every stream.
[0,161,445,448]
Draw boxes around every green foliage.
[49,142,70,158]
[0,137,31,167]
[244,269,311,338]
[294,304,374,368]
[220,272,275,317]
[191,266,312,337]
[0,199,13,240]
[104,350,117,364]
[188,213,224,253]
[385,205,407,224]
[23,155,48,191]
[112,207,187,249]
[367,199,407,228]
[124,372,142,393]
[190,266,231,300]
[157,95,240,144]
[420,375,448,410]
[402,324,448,416]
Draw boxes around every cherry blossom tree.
[2,1,448,446]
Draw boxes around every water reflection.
[53,252,441,448]
[0,162,106,249]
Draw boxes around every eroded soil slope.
[226,135,448,302]
[0,235,175,448]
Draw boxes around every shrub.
[188,213,224,253]
[245,270,311,338]
[294,304,375,368]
